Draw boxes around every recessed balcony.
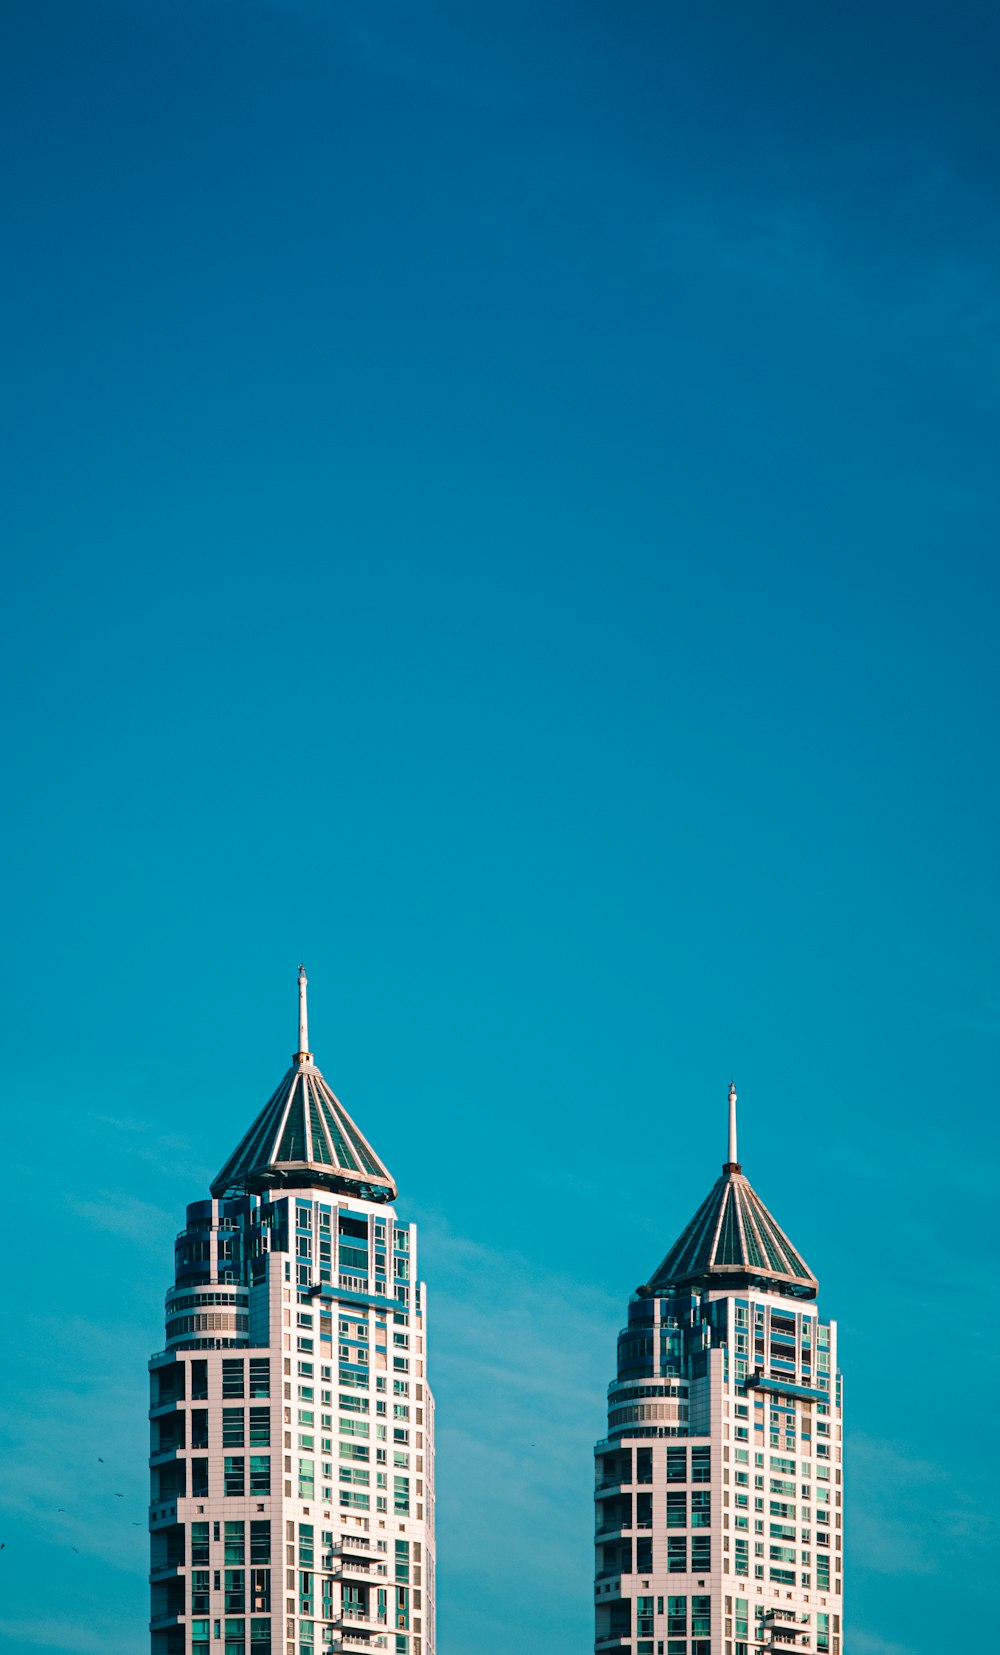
[338,1558,389,1584]
[149,1445,184,1466]
[336,1607,389,1634]
[148,1562,184,1582]
[334,1534,382,1560]
[148,1399,184,1420]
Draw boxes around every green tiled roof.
[646,1168,817,1299]
[211,1057,396,1202]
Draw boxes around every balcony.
[334,1534,382,1560]
[149,1445,184,1467]
[338,1558,389,1584]
[149,1561,184,1582]
[148,1398,184,1419]
[336,1607,389,1634]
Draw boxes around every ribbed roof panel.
[211,1059,397,1202]
[646,1168,817,1299]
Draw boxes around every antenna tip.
[298,963,307,980]
[728,1080,737,1103]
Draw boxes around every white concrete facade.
[594,1093,843,1655]
[149,977,434,1655]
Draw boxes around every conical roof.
[645,1085,817,1300]
[211,968,397,1203]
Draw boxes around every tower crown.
[644,1083,818,1299]
[210,967,397,1202]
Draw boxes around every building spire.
[726,1080,740,1171]
[297,963,310,1062]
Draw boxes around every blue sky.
[1,3,998,1653]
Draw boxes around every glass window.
[224,1457,245,1497]
[248,1409,270,1447]
[225,1569,245,1613]
[666,1491,687,1527]
[222,1360,245,1399]
[248,1359,269,1398]
[249,1522,270,1565]
[666,1447,687,1482]
[339,1489,370,1511]
[691,1447,711,1482]
[223,1409,245,1447]
[667,1536,687,1573]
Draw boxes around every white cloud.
[66,1190,173,1247]
[89,1111,213,1185]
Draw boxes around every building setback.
[594,1086,842,1655]
[149,969,435,1655]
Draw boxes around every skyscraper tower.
[594,1086,842,1655]
[150,969,435,1655]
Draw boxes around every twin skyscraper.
[149,974,842,1655]
[149,970,434,1655]
[595,1085,843,1655]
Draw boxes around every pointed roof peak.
[211,969,397,1203]
[644,1084,817,1299]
